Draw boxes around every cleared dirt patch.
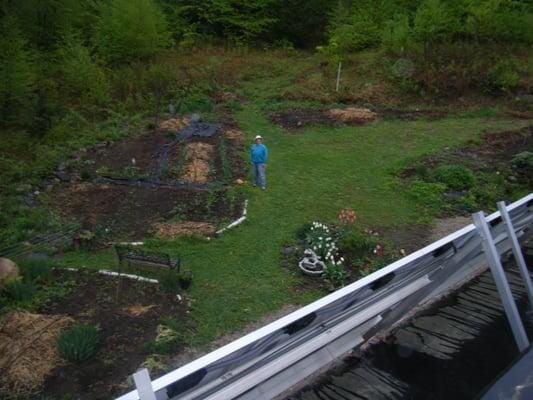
[181,142,214,184]
[271,108,447,131]
[51,183,209,240]
[0,312,74,400]
[77,131,173,175]
[41,269,186,400]
[152,221,217,239]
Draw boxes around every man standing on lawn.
[250,135,268,190]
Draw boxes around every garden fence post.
[472,211,530,352]
[497,201,533,308]
[133,368,157,400]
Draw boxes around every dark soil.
[51,183,241,240]
[42,119,247,241]
[271,108,447,131]
[78,131,173,175]
[41,269,186,400]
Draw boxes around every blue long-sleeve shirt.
[250,143,268,164]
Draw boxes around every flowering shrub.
[338,208,357,225]
[306,222,344,266]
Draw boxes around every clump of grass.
[433,164,475,190]
[3,279,37,302]
[159,270,180,294]
[18,259,53,284]
[57,325,100,362]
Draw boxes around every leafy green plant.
[18,259,53,284]
[338,226,378,262]
[323,263,349,288]
[511,151,533,172]
[160,162,170,178]
[80,169,93,181]
[407,180,446,211]
[3,278,36,302]
[433,165,475,190]
[57,325,100,362]
[487,59,520,92]
[218,139,232,183]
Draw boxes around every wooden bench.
[114,244,180,271]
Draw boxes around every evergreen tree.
[0,15,36,124]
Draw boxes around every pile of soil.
[181,142,214,184]
[0,312,74,399]
[152,221,217,239]
[271,108,447,131]
[40,269,186,399]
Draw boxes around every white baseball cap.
[254,135,263,140]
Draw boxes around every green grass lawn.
[56,107,529,347]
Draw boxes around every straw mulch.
[224,128,245,142]
[0,311,74,399]
[159,117,190,131]
[152,221,216,239]
[180,142,214,184]
[328,107,377,122]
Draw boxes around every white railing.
[117,193,533,400]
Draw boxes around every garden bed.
[271,107,447,131]
[284,216,401,293]
[402,126,533,216]
[50,183,241,240]
[36,118,247,242]
[1,268,187,400]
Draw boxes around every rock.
[46,184,53,192]
[53,171,71,182]
[445,191,463,200]
[0,258,19,285]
